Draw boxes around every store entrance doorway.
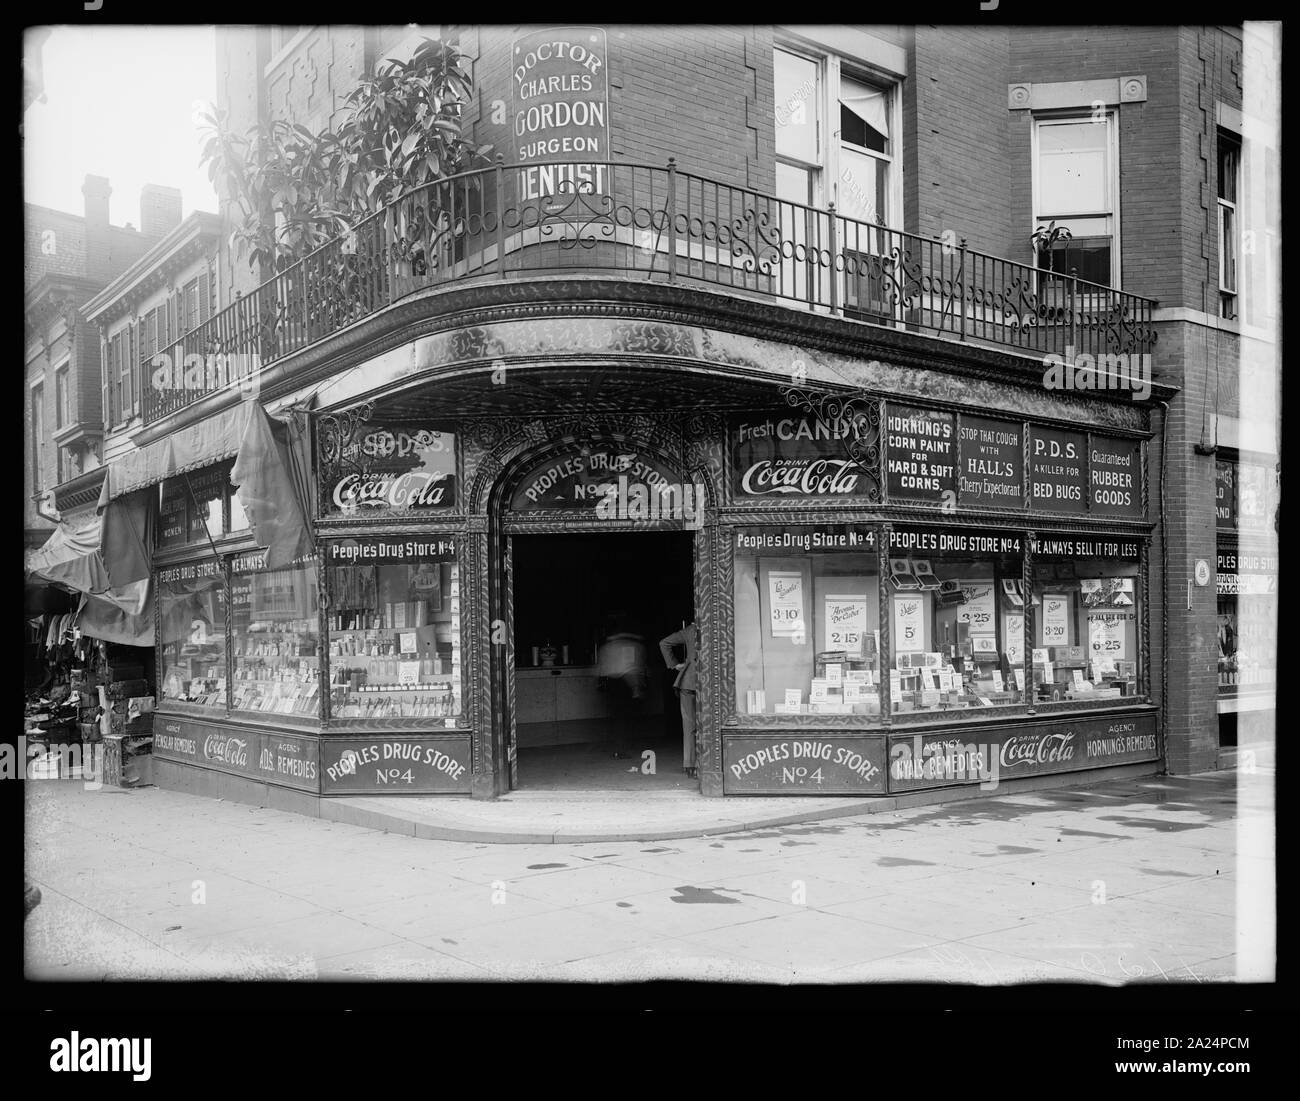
[510,531,695,791]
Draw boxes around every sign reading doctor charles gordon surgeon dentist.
[513,27,610,206]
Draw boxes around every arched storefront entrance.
[485,432,713,793]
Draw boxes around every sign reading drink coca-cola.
[320,421,457,516]
[730,413,871,499]
[153,718,320,792]
[887,712,1158,791]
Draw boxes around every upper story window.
[31,383,44,491]
[55,365,69,430]
[1032,113,1119,287]
[182,279,201,336]
[774,45,898,229]
[1218,128,1241,320]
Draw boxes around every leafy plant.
[1031,220,1073,275]
[200,36,493,274]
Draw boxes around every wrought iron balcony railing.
[141,159,1158,424]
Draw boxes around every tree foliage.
[200,37,493,273]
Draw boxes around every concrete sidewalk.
[24,767,1272,984]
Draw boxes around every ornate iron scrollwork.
[316,400,375,466]
[780,384,883,502]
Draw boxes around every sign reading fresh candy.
[730,413,871,499]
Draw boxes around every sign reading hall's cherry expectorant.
[730,413,871,499]
[513,27,610,207]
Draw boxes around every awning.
[25,515,111,594]
[98,401,254,505]
[77,580,152,647]
[230,403,315,569]
[99,487,155,588]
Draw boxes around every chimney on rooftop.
[140,184,183,238]
[81,174,111,280]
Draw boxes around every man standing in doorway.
[659,621,698,776]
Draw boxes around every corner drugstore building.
[99,25,1180,809]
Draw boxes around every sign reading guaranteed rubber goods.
[887,712,1158,791]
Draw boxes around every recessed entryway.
[510,531,694,791]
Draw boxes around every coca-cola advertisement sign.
[888,713,1158,791]
[731,414,871,500]
[320,421,457,515]
[203,734,249,769]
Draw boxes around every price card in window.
[1013,667,1026,691]
[824,594,868,652]
[1042,594,1070,645]
[991,669,1004,691]
[1004,615,1024,666]
[399,631,417,655]
[1032,648,1049,665]
[399,661,421,685]
[890,669,902,697]
[769,572,806,639]
[1088,612,1128,661]
[957,580,996,630]
[784,688,803,709]
[824,663,843,686]
[893,595,925,651]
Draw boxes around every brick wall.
[907,26,1014,257]
[464,25,774,194]
[25,207,87,291]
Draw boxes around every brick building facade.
[89,23,1274,807]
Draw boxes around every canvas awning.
[230,403,315,569]
[25,515,111,594]
[25,515,154,646]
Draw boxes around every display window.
[1029,554,1141,702]
[886,536,1025,712]
[229,551,320,717]
[733,526,881,718]
[158,559,228,709]
[325,538,462,721]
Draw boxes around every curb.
[316,760,1161,843]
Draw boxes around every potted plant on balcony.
[1030,220,1073,328]
[199,36,493,345]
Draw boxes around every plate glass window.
[327,556,463,720]
[1030,558,1142,702]
[888,546,1025,712]
[159,564,228,710]
[230,555,320,717]
[734,532,881,718]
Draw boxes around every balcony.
[141,159,1158,425]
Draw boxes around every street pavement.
[23,768,1271,984]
